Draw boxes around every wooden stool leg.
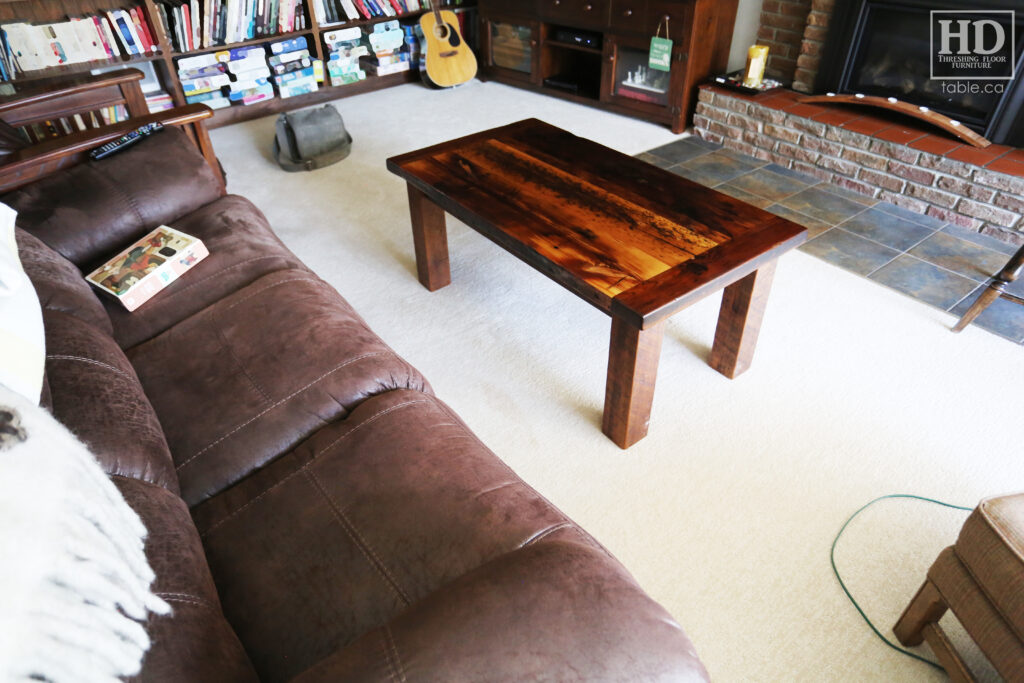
[895,579,978,681]
[407,184,451,291]
[709,260,777,379]
[922,623,977,683]
[894,579,948,646]
[602,318,664,449]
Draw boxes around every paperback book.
[86,226,208,311]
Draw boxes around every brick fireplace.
[694,0,1023,246]
[756,0,833,93]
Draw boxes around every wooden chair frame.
[0,68,224,195]
[952,245,1024,332]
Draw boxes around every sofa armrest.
[0,104,224,194]
[0,68,149,128]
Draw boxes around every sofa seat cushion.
[128,270,431,506]
[191,390,705,682]
[954,493,1024,639]
[293,533,709,682]
[104,194,309,349]
[44,309,178,492]
[114,477,258,682]
[2,127,222,269]
[16,227,112,336]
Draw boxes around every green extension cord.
[831,494,973,671]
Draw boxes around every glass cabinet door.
[481,17,539,85]
[611,45,671,107]
[490,22,534,74]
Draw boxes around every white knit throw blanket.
[0,385,170,682]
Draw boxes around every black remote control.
[89,122,165,160]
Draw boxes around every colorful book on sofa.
[86,226,208,311]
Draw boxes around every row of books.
[323,20,419,85]
[18,105,130,143]
[146,91,176,112]
[0,8,158,79]
[176,22,421,110]
[323,27,366,85]
[179,36,322,110]
[315,0,466,24]
[313,0,426,24]
[361,21,409,76]
[272,40,322,99]
[156,0,309,53]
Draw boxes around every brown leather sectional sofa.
[8,126,709,681]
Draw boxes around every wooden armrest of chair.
[0,68,149,127]
[0,104,224,194]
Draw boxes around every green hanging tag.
[649,36,672,72]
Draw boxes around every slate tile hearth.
[780,186,870,225]
[765,204,833,238]
[870,257,980,310]
[876,203,946,231]
[799,228,900,276]
[715,184,774,209]
[678,150,763,185]
[942,223,1019,257]
[725,167,813,203]
[639,137,1024,344]
[643,142,708,165]
[908,233,1011,283]
[840,209,935,252]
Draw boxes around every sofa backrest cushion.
[2,127,221,270]
[43,309,179,494]
[101,194,309,350]
[15,227,113,336]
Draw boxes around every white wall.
[727,0,764,72]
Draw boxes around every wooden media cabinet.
[476,0,739,133]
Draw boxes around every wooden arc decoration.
[797,94,992,148]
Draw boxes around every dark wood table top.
[387,118,807,329]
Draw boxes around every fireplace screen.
[845,6,1009,126]
[819,0,1023,144]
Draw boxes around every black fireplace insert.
[817,0,1023,146]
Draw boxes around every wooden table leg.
[709,260,777,379]
[602,318,665,449]
[407,184,451,291]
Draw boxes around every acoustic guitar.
[419,5,477,88]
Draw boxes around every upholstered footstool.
[894,494,1024,681]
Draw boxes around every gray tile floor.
[638,138,1024,344]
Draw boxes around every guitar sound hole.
[433,22,463,48]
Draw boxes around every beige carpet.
[210,80,1023,681]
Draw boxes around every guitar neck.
[431,1,443,21]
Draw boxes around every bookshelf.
[1,1,477,129]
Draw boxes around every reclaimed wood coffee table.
[387,119,806,448]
